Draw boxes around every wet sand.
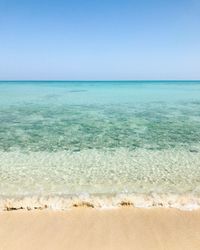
[0,208,200,250]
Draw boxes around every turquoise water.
[1,81,200,209]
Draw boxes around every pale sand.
[0,208,200,250]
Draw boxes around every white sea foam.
[1,193,200,211]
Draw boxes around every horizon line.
[0,80,200,82]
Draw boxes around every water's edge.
[1,193,200,211]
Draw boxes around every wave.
[1,193,200,211]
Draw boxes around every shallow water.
[1,81,200,209]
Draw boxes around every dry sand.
[0,208,200,250]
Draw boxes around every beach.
[1,81,200,249]
[1,208,200,250]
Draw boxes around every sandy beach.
[0,208,200,250]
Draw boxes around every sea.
[1,80,200,210]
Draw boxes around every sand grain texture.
[0,208,200,250]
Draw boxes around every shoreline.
[1,208,200,250]
[1,193,200,211]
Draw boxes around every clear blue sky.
[0,0,199,80]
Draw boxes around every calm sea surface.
[1,81,200,208]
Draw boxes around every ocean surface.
[1,80,200,210]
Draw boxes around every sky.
[0,0,200,80]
